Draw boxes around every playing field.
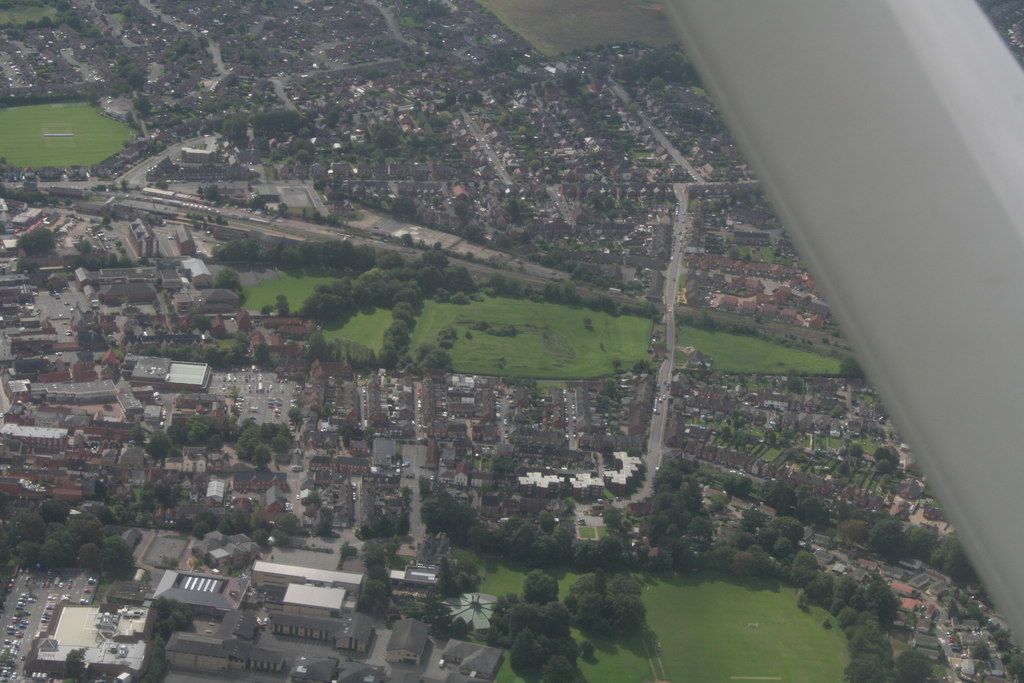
[410,296,652,379]
[241,273,338,312]
[324,308,393,352]
[0,103,132,167]
[644,575,848,683]
[496,571,848,683]
[677,324,842,375]
[476,0,677,55]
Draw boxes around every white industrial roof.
[283,583,345,610]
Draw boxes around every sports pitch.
[497,571,848,683]
[643,575,848,683]
[0,102,132,167]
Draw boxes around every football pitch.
[0,102,132,167]
[643,575,848,682]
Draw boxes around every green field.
[0,103,132,167]
[324,308,393,352]
[0,2,56,26]
[644,575,848,683]
[471,554,582,599]
[476,0,677,56]
[410,297,652,379]
[489,564,848,683]
[678,324,842,375]
[241,273,338,312]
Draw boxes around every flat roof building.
[30,379,118,405]
[25,606,151,681]
[278,584,346,618]
[0,423,67,451]
[124,354,211,391]
[251,561,364,594]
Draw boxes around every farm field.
[241,272,337,312]
[410,297,652,379]
[0,102,132,167]
[475,0,676,56]
[324,308,393,352]
[677,324,842,375]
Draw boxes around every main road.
[631,182,689,502]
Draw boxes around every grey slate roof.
[387,618,428,656]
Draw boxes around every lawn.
[475,0,677,56]
[0,103,132,167]
[410,297,652,379]
[324,308,393,352]
[241,272,338,312]
[677,324,842,375]
[645,574,848,683]
[470,554,582,599]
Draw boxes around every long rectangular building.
[251,561,364,594]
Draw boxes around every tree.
[145,430,171,461]
[39,499,69,524]
[840,355,864,379]
[65,648,86,682]
[275,294,290,316]
[868,517,907,561]
[276,513,303,538]
[523,570,558,605]
[510,628,543,673]
[17,228,55,255]
[838,519,869,546]
[100,535,136,579]
[845,656,889,683]
[602,507,624,535]
[542,655,576,683]
[894,650,931,683]
[723,474,753,498]
[970,641,990,662]
[790,551,820,588]
[214,268,241,291]
[78,543,101,573]
[422,492,476,545]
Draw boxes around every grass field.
[241,273,338,312]
[324,308,393,352]
[678,324,842,375]
[494,568,848,683]
[471,555,582,599]
[0,2,56,26]
[410,297,652,379]
[0,103,132,167]
[644,574,848,683]
[475,0,677,56]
